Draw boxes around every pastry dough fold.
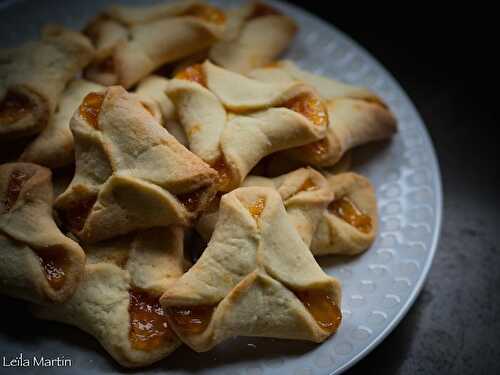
[0,163,85,303]
[0,26,95,140]
[161,187,341,352]
[55,86,217,243]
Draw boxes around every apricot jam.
[283,93,328,127]
[246,197,265,220]
[183,4,226,25]
[129,289,174,351]
[79,92,104,129]
[2,169,34,213]
[38,250,65,290]
[212,157,232,192]
[175,64,206,87]
[296,289,342,333]
[176,187,205,212]
[304,138,329,158]
[168,305,214,335]
[61,194,97,233]
[298,177,317,193]
[0,91,34,125]
[328,196,372,233]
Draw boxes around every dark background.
[0,1,499,374]
[286,2,500,374]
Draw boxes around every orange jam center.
[0,91,34,125]
[183,4,226,25]
[328,196,372,233]
[298,177,317,193]
[248,3,281,19]
[61,194,97,233]
[212,157,233,192]
[296,289,342,333]
[175,64,206,87]
[168,305,214,335]
[129,289,174,351]
[246,197,266,220]
[283,93,328,127]
[80,92,104,129]
[38,250,66,290]
[2,169,34,213]
[176,187,205,212]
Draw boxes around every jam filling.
[168,305,214,335]
[328,196,372,233]
[61,194,97,233]
[129,289,174,351]
[283,93,328,127]
[79,92,105,129]
[183,4,226,25]
[2,169,34,213]
[295,289,342,333]
[175,64,206,87]
[298,177,317,193]
[176,187,205,212]
[211,157,233,192]
[246,197,265,220]
[304,138,329,158]
[38,250,66,290]
[0,91,34,125]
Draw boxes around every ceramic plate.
[0,1,443,374]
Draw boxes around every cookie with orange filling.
[196,167,333,248]
[34,227,185,368]
[249,60,397,167]
[161,187,341,352]
[84,0,226,88]
[165,61,328,192]
[55,86,217,243]
[311,172,378,256]
[0,163,85,303]
[209,1,297,73]
[0,26,94,140]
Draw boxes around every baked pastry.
[311,172,378,256]
[165,61,328,191]
[209,2,297,73]
[249,61,398,166]
[196,167,333,248]
[34,226,185,368]
[84,0,226,88]
[55,86,217,243]
[161,187,341,352]
[135,75,188,147]
[20,79,104,168]
[0,26,94,140]
[0,163,85,303]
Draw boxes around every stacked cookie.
[0,0,396,368]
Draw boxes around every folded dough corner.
[55,85,218,243]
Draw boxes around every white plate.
[0,1,443,374]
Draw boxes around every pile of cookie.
[0,0,397,368]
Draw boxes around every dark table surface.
[1,1,499,374]
[286,3,500,374]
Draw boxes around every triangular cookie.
[34,226,185,368]
[161,187,341,352]
[166,60,328,191]
[0,162,85,303]
[55,85,217,243]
